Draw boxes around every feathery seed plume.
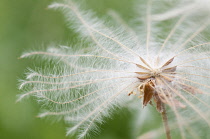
[18,0,210,138]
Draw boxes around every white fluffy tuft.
[18,0,210,138]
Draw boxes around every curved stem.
[161,104,171,139]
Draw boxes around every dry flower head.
[18,0,210,138]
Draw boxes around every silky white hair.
[18,0,210,138]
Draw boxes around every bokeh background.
[1,0,206,139]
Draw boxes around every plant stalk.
[161,104,171,139]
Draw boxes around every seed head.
[18,0,210,138]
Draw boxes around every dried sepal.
[142,81,155,107]
[162,66,177,72]
[161,57,175,68]
[153,93,164,113]
[136,64,151,71]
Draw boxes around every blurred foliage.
[0,0,192,139]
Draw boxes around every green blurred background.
[0,0,168,139]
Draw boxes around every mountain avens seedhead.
[18,0,210,138]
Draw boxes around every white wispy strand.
[18,0,210,138]
[152,0,210,21]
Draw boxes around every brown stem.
[161,104,171,139]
